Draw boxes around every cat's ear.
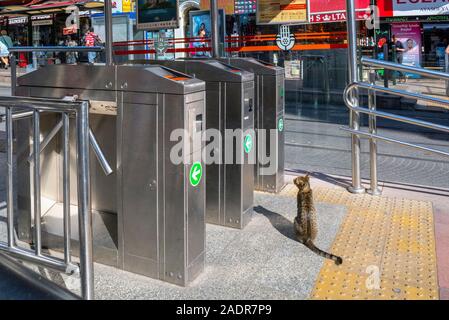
[293,177,300,187]
[305,173,310,180]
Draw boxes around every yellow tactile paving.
[279,184,439,300]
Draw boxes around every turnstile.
[147,59,255,229]
[220,58,285,193]
[14,64,206,286]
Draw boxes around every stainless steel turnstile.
[147,59,255,229]
[220,58,285,193]
[14,64,206,286]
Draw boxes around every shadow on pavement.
[254,205,297,243]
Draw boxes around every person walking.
[392,34,406,83]
[0,30,14,69]
[66,36,78,64]
[84,27,101,64]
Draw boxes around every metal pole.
[210,0,220,58]
[10,54,16,96]
[89,129,113,176]
[346,0,365,193]
[391,44,397,85]
[27,119,63,162]
[383,43,389,88]
[6,107,14,247]
[62,113,71,264]
[367,70,381,195]
[33,110,42,255]
[104,0,113,65]
[76,101,94,300]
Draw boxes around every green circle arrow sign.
[189,162,202,187]
[278,117,284,132]
[244,134,253,153]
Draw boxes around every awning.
[0,0,104,16]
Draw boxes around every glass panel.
[140,7,449,190]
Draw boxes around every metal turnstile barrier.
[0,96,93,299]
[219,57,285,193]
[145,59,255,229]
[13,63,207,286]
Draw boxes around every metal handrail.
[362,57,449,80]
[0,96,94,300]
[342,58,449,195]
[8,46,105,53]
[0,109,114,177]
[9,46,105,96]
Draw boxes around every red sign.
[309,0,371,23]
[63,25,78,35]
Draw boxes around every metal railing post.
[210,0,220,58]
[104,0,114,65]
[62,113,71,265]
[383,43,389,88]
[391,44,397,86]
[76,101,94,300]
[342,57,449,197]
[33,110,42,256]
[367,69,381,195]
[9,53,16,96]
[6,107,14,247]
[346,0,365,194]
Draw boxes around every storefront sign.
[63,25,78,35]
[379,0,449,17]
[308,0,370,24]
[384,15,449,22]
[31,14,53,21]
[31,20,53,26]
[136,0,179,30]
[8,16,28,25]
[394,0,449,16]
[391,22,422,77]
[257,0,308,24]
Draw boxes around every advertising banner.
[137,0,179,30]
[393,0,449,16]
[391,22,422,78]
[190,9,226,57]
[257,0,308,25]
[379,0,449,17]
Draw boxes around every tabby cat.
[293,175,343,265]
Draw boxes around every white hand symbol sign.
[276,25,295,51]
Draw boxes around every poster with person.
[391,22,422,79]
[189,9,225,57]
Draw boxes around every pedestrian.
[392,34,406,83]
[66,36,78,64]
[84,27,101,64]
[57,37,67,64]
[0,30,13,69]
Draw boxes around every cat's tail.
[305,239,343,265]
